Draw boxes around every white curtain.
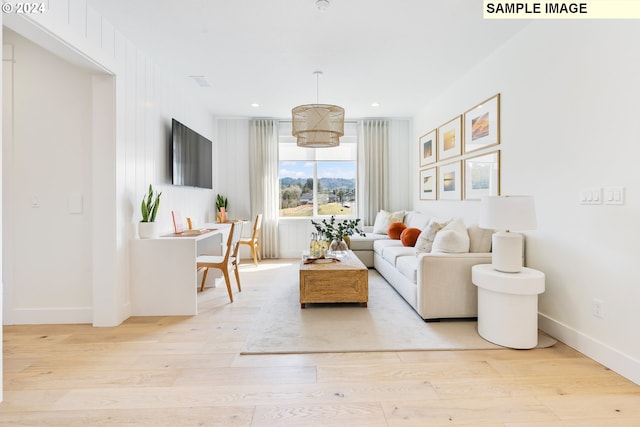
[249,119,280,258]
[359,119,390,225]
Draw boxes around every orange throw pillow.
[387,221,406,240]
[401,227,421,247]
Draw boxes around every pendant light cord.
[314,70,322,104]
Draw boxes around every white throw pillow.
[467,224,493,253]
[414,219,449,254]
[432,218,470,253]
[372,210,405,234]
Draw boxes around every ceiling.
[84,0,529,119]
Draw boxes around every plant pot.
[219,207,227,223]
[138,221,159,239]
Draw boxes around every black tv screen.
[171,118,213,189]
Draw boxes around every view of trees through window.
[279,160,357,217]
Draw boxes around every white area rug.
[241,266,556,354]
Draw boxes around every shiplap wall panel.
[68,0,87,37]
[100,17,114,56]
[114,29,125,65]
[124,39,136,230]
[86,5,101,48]
[48,0,70,26]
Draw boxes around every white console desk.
[130,225,230,316]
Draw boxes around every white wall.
[2,1,216,326]
[3,29,93,322]
[413,21,640,384]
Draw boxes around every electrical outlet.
[592,299,604,319]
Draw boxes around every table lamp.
[479,195,537,273]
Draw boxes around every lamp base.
[492,231,523,273]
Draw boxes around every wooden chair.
[196,221,244,301]
[239,214,262,266]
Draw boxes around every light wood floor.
[1,259,639,426]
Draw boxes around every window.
[279,122,358,218]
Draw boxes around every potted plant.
[139,184,162,239]
[216,194,228,222]
[311,216,365,256]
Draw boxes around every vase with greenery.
[311,216,365,257]
[139,184,162,238]
[216,194,228,222]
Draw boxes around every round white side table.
[472,264,545,349]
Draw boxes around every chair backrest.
[252,214,263,240]
[220,222,236,263]
[229,221,244,258]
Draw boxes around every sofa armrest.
[416,252,492,319]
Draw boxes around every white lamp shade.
[479,195,537,231]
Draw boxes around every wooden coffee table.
[299,250,368,308]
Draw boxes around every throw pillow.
[400,227,421,247]
[432,218,470,253]
[467,224,493,253]
[414,219,449,254]
[387,221,406,240]
[372,210,405,234]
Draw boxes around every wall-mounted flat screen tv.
[171,118,212,189]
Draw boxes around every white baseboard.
[8,306,93,325]
[539,313,640,386]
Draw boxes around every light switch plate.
[68,193,83,214]
[579,187,602,205]
[604,186,624,205]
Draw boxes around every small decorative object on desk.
[216,194,228,222]
[311,216,365,257]
[139,184,162,239]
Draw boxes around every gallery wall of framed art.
[417,93,501,201]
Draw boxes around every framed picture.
[437,115,462,161]
[464,93,500,153]
[419,129,437,166]
[438,161,462,200]
[464,150,500,200]
[419,167,437,200]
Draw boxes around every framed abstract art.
[438,161,462,200]
[464,94,500,153]
[464,150,500,200]
[419,129,437,166]
[419,167,437,200]
[437,115,462,161]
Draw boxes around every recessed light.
[251,103,260,108]
[371,102,380,107]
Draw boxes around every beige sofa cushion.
[396,255,418,283]
[403,211,430,229]
[432,218,470,253]
[382,246,415,266]
[349,233,389,251]
[373,239,403,257]
[467,224,493,253]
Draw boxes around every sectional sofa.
[349,211,493,320]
